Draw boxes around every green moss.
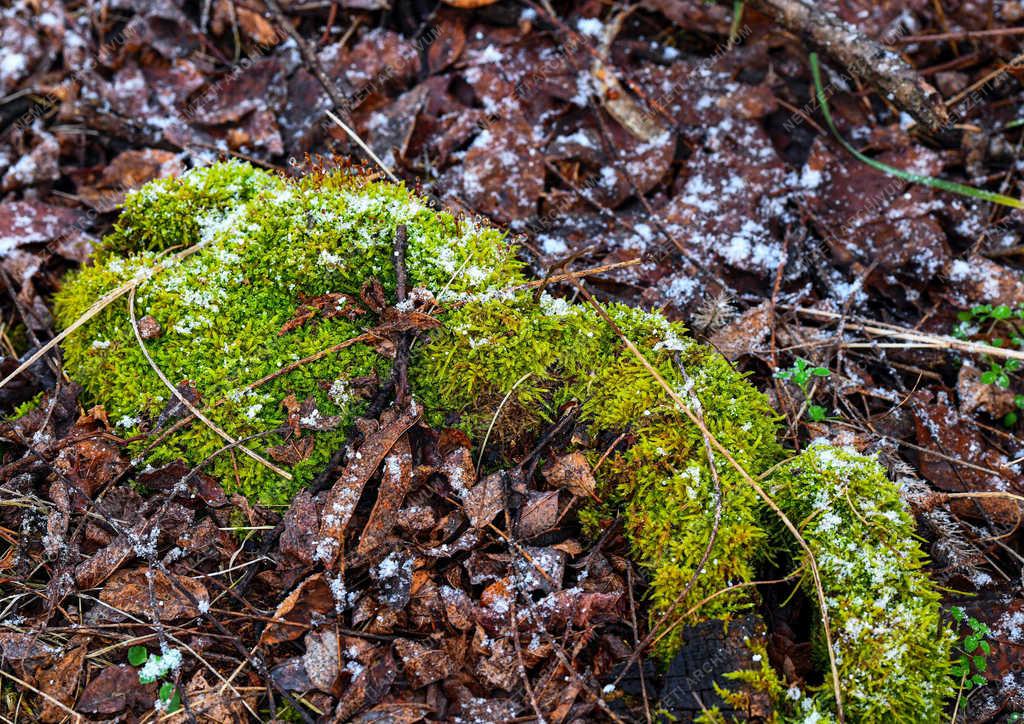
[412,293,783,653]
[55,161,519,505]
[760,444,956,722]
[54,161,954,717]
[9,391,44,419]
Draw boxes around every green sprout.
[774,357,831,421]
[949,606,991,690]
[951,304,1024,427]
[127,645,182,713]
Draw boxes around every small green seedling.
[952,305,1024,427]
[127,645,182,712]
[950,606,991,690]
[980,360,1021,389]
[774,358,831,421]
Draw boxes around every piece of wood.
[745,0,949,133]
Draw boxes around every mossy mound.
[764,445,955,722]
[56,161,519,503]
[55,161,954,719]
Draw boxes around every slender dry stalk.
[784,306,1024,362]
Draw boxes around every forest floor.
[1,0,1024,721]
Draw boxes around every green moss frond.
[764,444,957,722]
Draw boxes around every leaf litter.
[2,0,1024,720]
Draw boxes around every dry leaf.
[99,568,209,621]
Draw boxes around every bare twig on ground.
[392,224,411,407]
[262,0,352,112]
[783,306,1024,362]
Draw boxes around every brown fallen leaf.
[356,433,413,557]
[260,573,334,646]
[99,568,209,621]
[33,642,86,722]
[169,669,255,722]
[280,489,321,567]
[278,292,366,336]
[76,664,155,715]
[461,116,544,223]
[959,363,1019,419]
[462,470,506,529]
[52,436,127,499]
[709,302,772,362]
[317,405,421,567]
[78,149,183,211]
[211,0,282,45]
[440,0,498,7]
[394,638,456,688]
[350,702,436,722]
[516,490,561,539]
[268,435,316,465]
[543,452,599,500]
[332,646,398,722]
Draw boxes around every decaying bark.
[746,0,949,133]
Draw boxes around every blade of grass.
[809,52,1024,209]
[729,0,745,47]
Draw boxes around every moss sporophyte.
[54,161,956,721]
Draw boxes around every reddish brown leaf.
[332,647,398,722]
[76,664,155,715]
[394,638,456,688]
[543,452,598,500]
[53,437,127,499]
[463,470,505,529]
[357,433,413,556]
[280,489,321,567]
[34,644,86,723]
[516,490,561,539]
[462,116,544,223]
[260,573,335,646]
[177,669,256,722]
[317,405,421,567]
[268,435,316,465]
[99,568,209,621]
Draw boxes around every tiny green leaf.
[127,645,148,667]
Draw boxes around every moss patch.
[54,161,954,716]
